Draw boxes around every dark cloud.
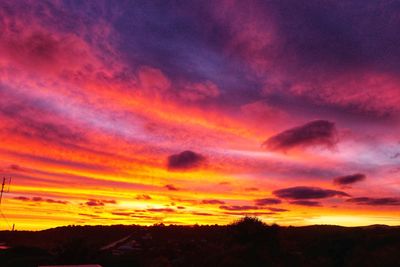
[390,152,400,159]
[244,187,259,191]
[333,173,366,186]
[191,212,213,216]
[167,150,205,170]
[268,1,400,74]
[223,211,276,216]
[86,200,104,206]
[289,200,321,207]
[86,199,116,207]
[219,205,259,211]
[7,151,111,172]
[14,196,68,204]
[0,101,86,145]
[268,207,289,212]
[169,197,197,204]
[262,120,337,151]
[165,184,179,191]
[201,199,225,205]
[14,196,30,201]
[102,199,117,204]
[255,198,282,205]
[114,1,257,98]
[46,199,69,204]
[1,29,61,71]
[147,208,175,213]
[273,186,349,199]
[135,194,152,200]
[111,212,133,216]
[9,164,21,171]
[79,213,100,218]
[347,197,400,206]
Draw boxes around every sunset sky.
[1,0,400,230]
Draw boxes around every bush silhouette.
[226,216,281,267]
[230,216,270,243]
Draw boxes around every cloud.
[14,196,68,204]
[244,187,259,191]
[102,199,117,204]
[0,15,100,77]
[111,212,133,216]
[201,199,225,205]
[180,81,220,101]
[262,120,337,151]
[86,199,117,207]
[79,213,100,218]
[1,30,64,72]
[273,186,349,199]
[268,207,288,212]
[6,150,114,174]
[164,184,179,191]
[138,66,171,95]
[167,150,205,170]
[9,164,21,171]
[191,212,213,216]
[219,205,259,211]
[223,211,276,216]
[391,152,400,159]
[333,173,366,186]
[347,197,400,206]
[86,200,104,206]
[146,208,175,213]
[135,194,152,200]
[0,100,86,145]
[289,200,321,207]
[254,198,282,205]
[14,196,30,201]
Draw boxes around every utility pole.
[0,177,12,230]
[0,177,11,204]
[0,177,5,205]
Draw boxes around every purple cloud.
[135,194,152,200]
[333,173,366,186]
[14,196,68,204]
[165,184,179,191]
[201,199,225,205]
[289,200,321,207]
[347,197,400,206]
[86,199,116,207]
[262,120,337,151]
[273,186,349,199]
[255,198,282,205]
[219,205,259,211]
[167,150,205,170]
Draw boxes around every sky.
[0,0,400,230]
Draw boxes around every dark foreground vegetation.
[0,217,399,267]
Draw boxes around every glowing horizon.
[0,1,400,230]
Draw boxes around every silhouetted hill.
[0,218,399,267]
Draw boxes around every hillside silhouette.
[0,217,399,267]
